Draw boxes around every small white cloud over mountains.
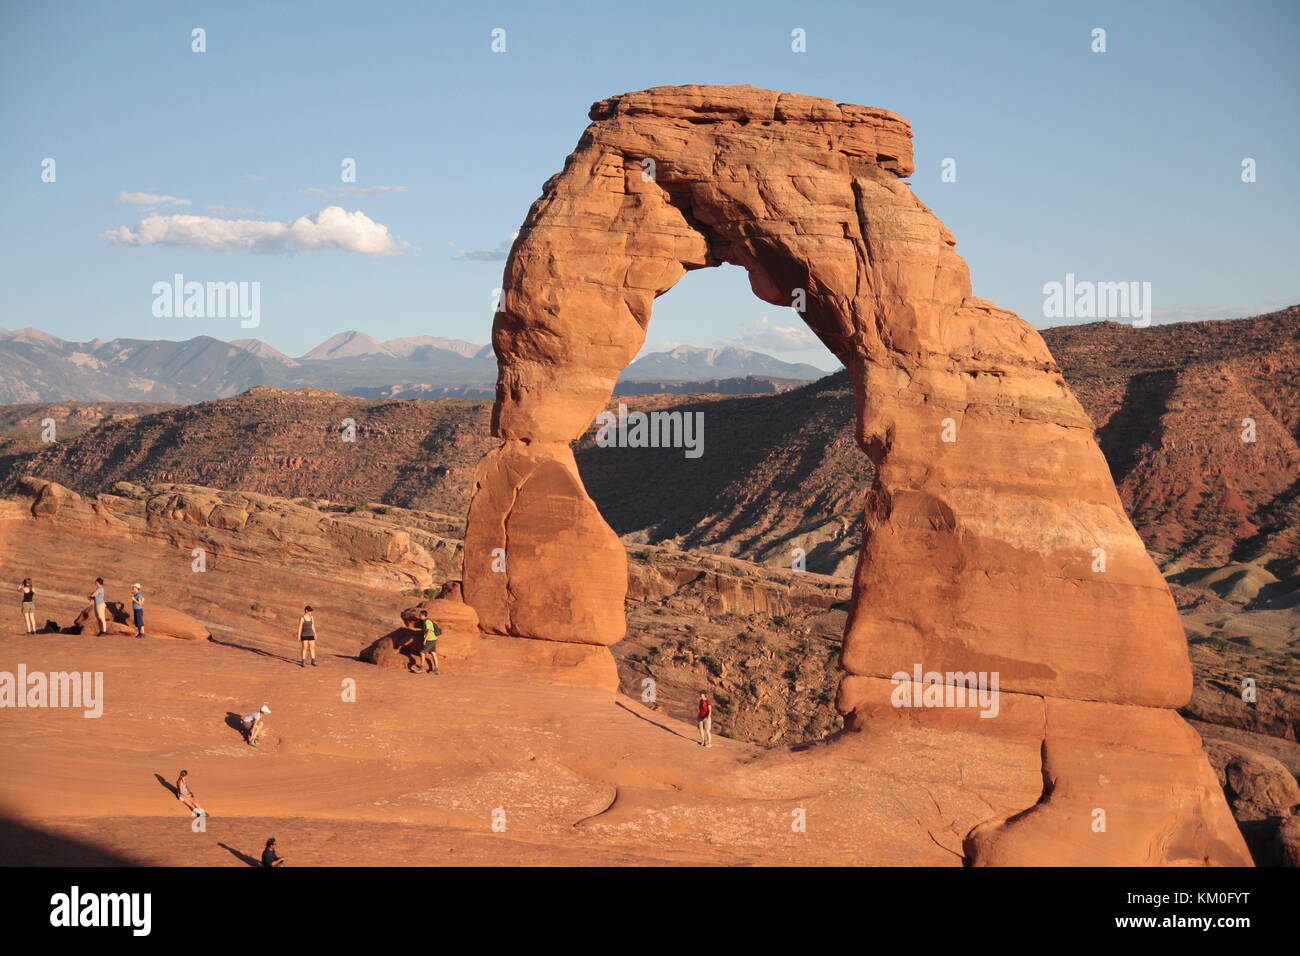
[102,205,403,256]
[449,232,519,262]
[116,191,191,206]
[299,185,408,197]
[718,316,819,352]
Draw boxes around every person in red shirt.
[697,691,713,748]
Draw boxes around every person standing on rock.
[414,609,440,675]
[131,583,147,639]
[19,578,36,635]
[89,577,108,635]
[697,691,713,747]
[297,606,318,667]
[242,704,271,746]
[175,769,200,814]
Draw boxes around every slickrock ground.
[4,478,1295,864]
[0,485,1032,867]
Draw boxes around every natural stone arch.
[462,85,1249,865]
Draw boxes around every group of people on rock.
[17,576,148,637]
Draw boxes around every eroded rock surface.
[461,84,1249,865]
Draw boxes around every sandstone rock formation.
[71,602,134,636]
[15,477,458,592]
[363,598,481,669]
[1202,738,1300,865]
[461,84,1250,865]
[67,598,209,640]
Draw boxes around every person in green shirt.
[413,609,440,675]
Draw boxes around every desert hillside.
[1043,305,1300,573]
[4,309,1297,584]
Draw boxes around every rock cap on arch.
[587,84,915,177]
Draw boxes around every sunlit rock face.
[462,84,1250,866]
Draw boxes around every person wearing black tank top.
[297,606,319,667]
[20,578,36,634]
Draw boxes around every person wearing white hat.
[131,583,146,638]
[241,704,271,747]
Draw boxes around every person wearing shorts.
[131,584,146,638]
[413,609,440,675]
[697,691,713,748]
[90,577,107,635]
[297,606,318,667]
[20,578,36,635]
[176,769,199,813]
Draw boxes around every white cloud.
[299,185,408,197]
[717,315,819,351]
[102,205,403,256]
[242,174,267,183]
[116,191,190,207]
[1148,300,1295,325]
[449,232,518,262]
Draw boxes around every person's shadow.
[224,712,248,740]
[153,773,180,798]
[614,700,693,741]
[210,637,298,666]
[218,843,260,867]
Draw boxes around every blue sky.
[1,0,1296,371]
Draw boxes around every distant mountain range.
[0,328,829,404]
[623,345,827,381]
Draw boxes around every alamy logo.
[1042,273,1152,327]
[0,667,103,718]
[593,403,704,459]
[152,273,261,328]
[50,886,151,936]
[890,665,1001,718]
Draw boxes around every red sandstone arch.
[461,85,1249,865]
